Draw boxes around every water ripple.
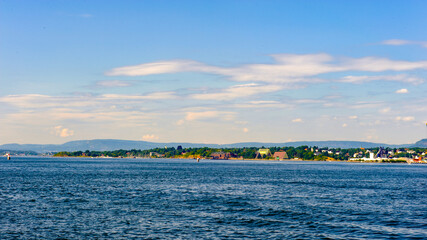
[0,158,426,239]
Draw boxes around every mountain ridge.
[1,139,421,153]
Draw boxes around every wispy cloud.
[190,83,282,100]
[349,101,384,109]
[106,60,206,76]
[107,54,427,85]
[0,92,178,126]
[292,118,303,123]
[101,92,177,100]
[381,39,427,48]
[339,74,423,84]
[0,92,177,110]
[0,94,96,109]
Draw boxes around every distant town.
[45,145,427,164]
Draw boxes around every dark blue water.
[0,158,426,239]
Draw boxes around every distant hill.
[223,141,409,149]
[0,139,417,153]
[0,140,172,153]
[412,139,427,148]
[0,139,220,153]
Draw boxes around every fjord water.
[0,158,426,239]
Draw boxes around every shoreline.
[7,155,426,164]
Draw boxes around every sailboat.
[6,153,11,160]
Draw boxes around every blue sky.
[1,0,426,144]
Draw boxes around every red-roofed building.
[273,151,289,160]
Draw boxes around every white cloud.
[0,93,164,126]
[54,126,74,137]
[381,39,413,46]
[381,39,427,48]
[342,123,348,128]
[191,83,282,100]
[243,128,249,133]
[340,57,427,72]
[101,92,176,100]
[106,60,208,76]
[292,118,303,123]
[106,54,427,84]
[403,116,415,122]
[142,134,159,141]
[395,116,415,122]
[0,94,69,109]
[349,101,384,109]
[349,115,358,119]
[250,100,279,104]
[0,92,176,110]
[395,88,409,94]
[339,74,423,84]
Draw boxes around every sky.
[1,0,426,145]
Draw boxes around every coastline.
[13,155,426,164]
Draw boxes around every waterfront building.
[376,147,388,158]
[256,149,272,158]
[273,151,289,160]
[211,152,230,160]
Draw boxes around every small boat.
[6,153,11,160]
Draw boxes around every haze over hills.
[0,139,423,153]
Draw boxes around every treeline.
[53,146,427,161]
[0,149,38,155]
